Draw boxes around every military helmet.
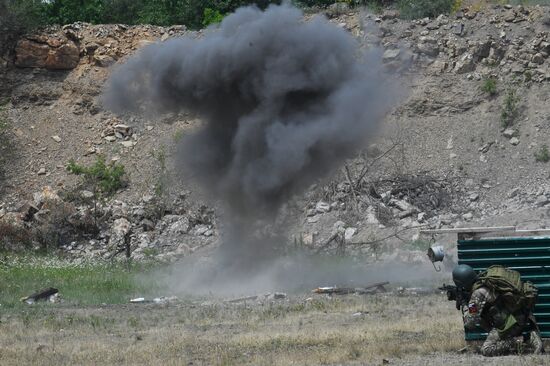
[452,264,478,290]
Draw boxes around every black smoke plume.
[104,3,399,274]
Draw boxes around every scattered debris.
[21,287,59,305]
[396,287,437,296]
[129,297,146,303]
[313,282,389,295]
[225,292,287,303]
[130,296,178,304]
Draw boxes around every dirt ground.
[1,292,549,366]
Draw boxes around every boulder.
[15,37,79,70]
[14,39,49,68]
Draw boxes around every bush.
[398,0,454,19]
[534,145,550,163]
[481,77,497,96]
[67,156,126,197]
[500,89,520,128]
[0,0,48,55]
[202,7,225,27]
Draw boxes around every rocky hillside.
[0,3,549,262]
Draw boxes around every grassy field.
[1,255,549,365]
[0,255,162,307]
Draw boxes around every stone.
[80,190,95,200]
[14,39,50,68]
[114,124,132,137]
[37,168,46,175]
[93,54,116,67]
[45,42,80,69]
[104,135,116,142]
[120,141,136,148]
[462,212,473,221]
[532,53,545,65]
[426,22,439,30]
[366,206,379,225]
[416,42,439,57]
[509,137,520,145]
[344,227,357,241]
[51,135,61,143]
[452,23,464,36]
[502,128,517,138]
[389,199,412,212]
[333,221,345,230]
[469,193,479,202]
[315,201,331,214]
[113,218,131,236]
[383,49,400,61]
[33,186,61,207]
[110,218,131,249]
[454,53,475,73]
[307,216,319,224]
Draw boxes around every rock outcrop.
[15,35,79,69]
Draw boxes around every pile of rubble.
[0,186,217,261]
[364,4,550,81]
[13,22,189,71]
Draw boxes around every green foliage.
[67,155,126,197]
[1,0,289,30]
[397,0,454,19]
[500,88,520,128]
[534,145,550,163]
[0,0,49,30]
[203,7,225,27]
[45,0,105,24]
[481,77,497,96]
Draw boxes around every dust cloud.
[104,3,410,295]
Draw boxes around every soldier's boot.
[480,330,516,357]
[527,330,544,354]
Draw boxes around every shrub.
[500,88,520,128]
[202,7,225,27]
[398,0,454,19]
[481,77,497,96]
[534,145,550,163]
[67,155,126,197]
[0,0,48,57]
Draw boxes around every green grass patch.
[0,255,163,308]
[481,77,497,96]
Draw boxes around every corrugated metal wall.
[457,235,550,340]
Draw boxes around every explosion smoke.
[104,3,401,283]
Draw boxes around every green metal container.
[457,235,550,340]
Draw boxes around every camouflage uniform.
[463,286,543,356]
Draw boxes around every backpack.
[472,265,538,313]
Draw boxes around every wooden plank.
[419,226,516,234]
